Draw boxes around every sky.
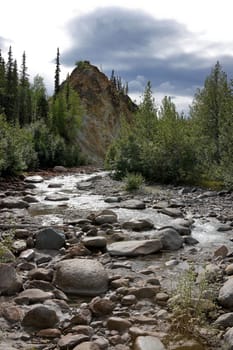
[1,0,233,112]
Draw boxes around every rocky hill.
[67,61,137,164]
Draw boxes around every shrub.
[123,172,144,192]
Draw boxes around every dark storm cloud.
[62,7,233,98]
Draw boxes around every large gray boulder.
[224,327,233,350]
[22,305,59,329]
[35,227,65,250]
[134,336,165,350]
[53,259,109,296]
[158,228,184,250]
[107,239,162,257]
[0,264,22,295]
[219,278,233,309]
[0,198,29,209]
[122,219,154,231]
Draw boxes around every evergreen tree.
[190,61,232,167]
[18,51,32,125]
[31,75,48,121]
[54,47,60,95]
[0,50,6,114]
[5,46,17,123]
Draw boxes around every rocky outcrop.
[67,62,137,163]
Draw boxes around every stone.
[28,267,53,281]
[224,327,233,350]
[129,286,159,299]
[53,165,67,172]
[53,258,109,296]
[226,264,233,276]
[122,294,137,306]
[107,239,162,256]
[22,305,59,329]
[70,307,92,325]
[134,336,165,350]
[94,215,117,225]
[19,248,35,261]
[23,195,39,203]
[2,304,24,323]
[184,236,199,245]
[0,198,29,209]
[120,199,146,209]
[89,296,114,315]
[73,342,100,350]
[158,207,184,218]
[214,245,229,258]
[12,239,27,253]
[219,278,233,309]
[107,317,132,332]
[14,288,53,304]
[58,334,89,350]
[82,237,107,249]
[24,175,44,183]
[105,197,121,203]
[122,219,154,231]
[158,228,184,250]
[45,194,69,201]
[214,312,233,328]
[37,328,61,338]
[0,263,22,295]
[35,227,65,250]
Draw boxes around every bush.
[123,172,144,192]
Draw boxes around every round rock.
[53,259,109,296]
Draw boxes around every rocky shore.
[0,168,233,350]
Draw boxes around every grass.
[123,172,144,192]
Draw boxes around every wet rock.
[224,327,233,350]
[19,248,35,261]
[161,224,191,236]
[22,305,59,329]
[73,342,101,350]
[226,264,233,276]
[184,236,199,245]
[214,244,229,258]
[105,197,121,203]
[35,227,65,250]
[158,228,184,250]
[65,243,92,258]
[107,239,162,256]
[89,296,115,315]
[129,286,159,299]
[158,207,184,218]
[92,336,109,349]
[28,267,53,281]
[24,175,44,183]
[23,195,39,203]
[45,193,69,201]
[0,263,22,295]
[77,181,93,190]
[2,304,24,323]
[48,182,64,188]
[37,328,61,338]
[14,288,53,304]
[122,219,154,231]
[122,294,137,306]
[53,258,109,296]
[82,237,107,250]
[70,307,92,325]
[14,228,31,238]
[134,335,165,350]
[12,239,27,253]
[0,197,29,209]
[106,317,132,332]
[120,199,146,210]
[214,312,233,328]
[53,165,67,172]
[58,334,89,350]
[94,214,117,225]
[219,278,233,309]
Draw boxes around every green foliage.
[75,60,90,70]
[0,114,37,175]
[123,172,144,192]
[106,87,198,184]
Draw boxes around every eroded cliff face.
[67,62,137,164]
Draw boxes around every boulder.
[35,227,65,250]
[122,219,154,231]
[0,263,22,295]
[134,336,165,350]
[24,175,44,183]
[120,199,146,209]
[219,278,233,309]
[224,327,233,350]
[22,305,59,329]
[14,288,53,304]
[107,239,162,256]
[214,312,233,329]
[158,228,184,250]
[58,334,89,350]
[0,198,29,209]
[53,259,109,296]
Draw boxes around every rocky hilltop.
[67,61,137,164]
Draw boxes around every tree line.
[0,47,84,176]
[106,62,233,189]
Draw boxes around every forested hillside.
[0,46,233,188]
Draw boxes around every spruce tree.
[18,51,31,125]
[54,47,60,96]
